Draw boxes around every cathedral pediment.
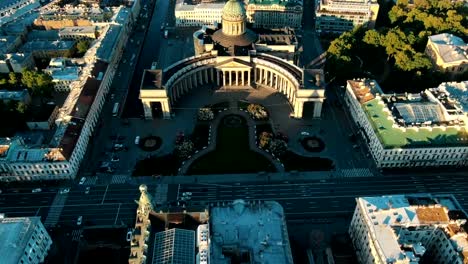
[216,58,252,69]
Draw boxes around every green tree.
[327,31,355,62]
[363,30,382,47]
[21,69,53,98]
[16,102,28,114]
[8,72,19,86]
[76,40,90,54]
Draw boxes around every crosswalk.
[339,168,373,178]
[84,176,97,185]
[44,193,69,227]
[111,174,129,184]
[71,229,83,241]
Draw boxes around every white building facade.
[344,79,468,169]
[315,0,379,34]
[349,194,468,264]
[175,0,303,29]
[0,216,52,264]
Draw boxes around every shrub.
[247,104,268,120]
[174,140,194,159]
[259,131,272,149]
[269,139,287,157]
[197,108,214,121]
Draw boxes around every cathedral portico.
[139,0,326,120]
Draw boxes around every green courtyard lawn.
[187,115,276,175]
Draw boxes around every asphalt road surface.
[123,0,172,117]
[177,174,468,221]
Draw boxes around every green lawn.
[187,115,276,175]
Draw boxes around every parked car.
[59,188,70,194]
[85,187,90,194]
[77,216,83,225]
[182,192,192,196]
[32,188,42,193]
[111,156,120,162]
[126,231,133,242]
[79,177,86,185]
[134,136,140,145]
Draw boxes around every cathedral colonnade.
[140,55,324,120]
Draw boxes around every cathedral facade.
[140,0,325,119]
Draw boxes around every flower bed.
[301,136,325,152]
[191,123,210,150]
[139,136,162,152]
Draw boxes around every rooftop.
[45,66,81,81]
[21,40,75,52]
[141,69,163,90]
[357,194,468,263]
[96,25,121,63]
[428,33,468,63]
[0,89,29,101]
[210,199,293,264]
[59,26,96,35]
[0,217,43,264]
[348,79,468,148]
[152,229,195,264]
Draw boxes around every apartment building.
[59,26,97,40]
[315,0,379,34]
[0,0,41,26]
[349,194,468,264]
[20,40,75,59]
[344,79,468,169]
[34,4,112,29]
[0,13,131,181]
[0,53,35,73]
[425,33,468,76]
[44,58,81,92]
[175,0,303,29]
[246,0,303,29]
[0,216,52,264]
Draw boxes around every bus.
[112,102,120,117]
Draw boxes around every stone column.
[222,71,226,86]
[216,70,220,86]
[204,69,208,84]
[247,70,251,86]
[269,71,273,87]
[259,68,263,84]
[229,70,232,86]
[161,99,172,119]
[184,78,188,93]
[293,100,303,118]
[210,68,214,83]
[313,100,323,118]
[235,71,239,86]
[188,74,192,89]
[142,100,153,119]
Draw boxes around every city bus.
[112,102,120,117]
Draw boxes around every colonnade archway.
[140,54,325,120]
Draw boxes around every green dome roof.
[222,0,246,21]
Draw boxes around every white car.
[77,216,83,225]
[85,187,90,194]
[59,188,70,194]
[134,136,140,145]
[126,231,133,242]
[32,188,42,193]
[79,177,86,185]
[300,131,310,136]
[182,192,192,196]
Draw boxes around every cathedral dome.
[222,0,246,21]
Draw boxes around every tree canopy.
[326,0,467,90]
[21,69,53,98]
